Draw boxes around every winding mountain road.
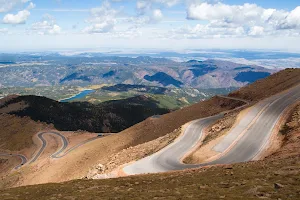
[29,132,101,163]
[29,132,69,163]
[2,84,300,173]
[50,136,101,159]
[1,132,101,169]
[0,153,27,170]
[123,84,300,175]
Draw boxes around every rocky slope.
[2,97,300,200]
[1,69,300,191]
[0,95,244,188]
[1,127,300,200]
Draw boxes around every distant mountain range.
[0,54,275,89]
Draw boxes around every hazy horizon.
[0,0,300,51]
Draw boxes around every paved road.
[1,132,101,169]
[30,132,102,163]
[0,153,27,170]
[209,85,300,164]
[29,131,69,163]
[124,85,300,175]
[213,99,271,153]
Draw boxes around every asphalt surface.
[29,132,69,163]
[0,132,101,169]
[30,132,102,162]
[213,99,270,153]
[124,115,224,174]
[0,153,27,170]
[124,85,300,175]
[208,85,300,164]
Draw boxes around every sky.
[0,0,299,52]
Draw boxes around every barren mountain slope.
[184,68,300,164]
[2,69,300,189]
[0,114,49,151]
[2,116,300,200]
[0,94,170,155]
[0,95,243,188]
[229,68,300,102]
[122,96,244,147]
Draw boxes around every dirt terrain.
[86,128,181,179]
[183,109,241,164]
[0,114,50,151]
[1,69,300,190]
[123,96,244,147]
[272,102,300,159]
[0,95,243,188]
[1,117,300,199]
[182,68,300,164]
[0,157,19,177]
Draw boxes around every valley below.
[0,54,300,199]
[1,0,300,197]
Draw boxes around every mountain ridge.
[0,55,275,89]
[0,95,169,133]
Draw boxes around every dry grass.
[203,111,239,145]
[183,68,300,165]
[87,129,181,178]
[274,103,300,159]
[0,96,244,188]
[123,96,244,148]
[0,114,49,151]
[1,155,300,199]
[2,69,300,190]
[183,110,240,164]
[2,108,300,200]
[279,103,300,135]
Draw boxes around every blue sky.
[0,0,299,51]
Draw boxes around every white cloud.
[186,2,283,24]
[48,24,61,35]
[0,0,30,13]
[277,6,300,29]
[0,28,8,34]
[83,1,118,34]
[1,0,300,51]
[133,1,166,25]
[249,26,264,36]
[31,15,62,35]
[136,1,151,15]
[3,10,30,24]
[82,22,114,33]
[136,0,180,15]
[124,12,163,29]
[156,0,180,7]
[185,2,300,38]
[2,1,35,24]
[139,0,180,8]
[152,9,163,22]
[168,23,248,39]
[187,2,233,21]
[27,2,36,10]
